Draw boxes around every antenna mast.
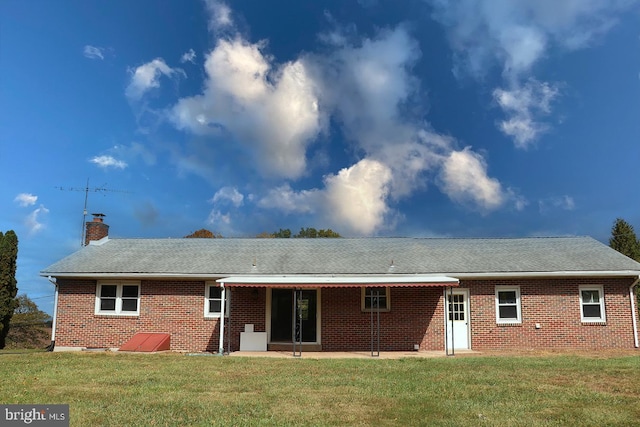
[56,179,130,246]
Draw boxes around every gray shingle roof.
[40,236,640,278]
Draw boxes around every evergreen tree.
[609,218,640,261]
[0,230,19,349]
[609,218,640,318]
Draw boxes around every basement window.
[95,281,140,316]
[495,286,521,324]
[361,287,390,312]
[204,283,230,318]
[580,286,606,323]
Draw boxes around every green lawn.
[1,352,639,426]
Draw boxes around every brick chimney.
[85,213,109,246]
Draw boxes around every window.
[495,286,521,323]
[95,282,140,315]
[204,283,230,318]
[361,287,390,312]
[580,286,606,322]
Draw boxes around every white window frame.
[495,286,522,324]
[95,281,140,316]
[361,287,390,312]
[204,283,230,318]
[579,285,606,323]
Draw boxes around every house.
[40,215,640,353]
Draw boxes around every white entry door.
[445,289,470,350]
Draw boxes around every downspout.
[46,277,58,352]
[630,276,639,348]
[218,283,226,355]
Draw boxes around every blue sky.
[1,0,639,314]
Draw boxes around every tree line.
[185,227,341,238]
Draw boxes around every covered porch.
[215,275,461,357]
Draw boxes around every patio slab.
[229,350,479,359]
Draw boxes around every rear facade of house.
[41,218,640,353]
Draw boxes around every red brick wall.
[321,287,444,351]
[56,279,222,352]
[467,277,638,350]
[54,277,639,352]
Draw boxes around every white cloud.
[203,0,233,34]
[258,184,320,214]
[430,0,634,80]
[180,48,196,64]
[90,155,128,169]
[14,193,37,207]
[323,159,393,235]
[172,4,512,235]
[258,159,394,235]
[83,45,105,60]
[211,187,244,207]
[493,80,559,148]
[25,205,49,235]
[207,209,231,226]
[126,58,182,100]
[439,148,504,212]
[172,38,323,179]
[429,0,634,146]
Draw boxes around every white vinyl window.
[361,287,390,312]
[495,286,521,324]
[95,281,140,315]
[204,283,230,318]
[580,286,606,323]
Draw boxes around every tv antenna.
[56,179,131,246]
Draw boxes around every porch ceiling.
[217,275,459,288]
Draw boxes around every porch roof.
[217,275,459,287]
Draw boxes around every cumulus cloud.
[203,0,233,34]
[439,148,504,212]
[170,3,510,235]
[14,193,37,207]
[258,159,393,235]
[207,209,231,226]
[258,184,320,214]
[493,80,559,148]
[25,205,49,235]
[83,45,105,60]
[180,48,196,64]
[429,0,634,146]
[323,159,393,234]
[126,58,182,100]
[211,186,244,207]
[90,155,128,169]
[172,37,323,179]
[251,24,509,233]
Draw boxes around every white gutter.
[41,270,640,280]
[218,282,226,355]
[630,277,639,348]
[47,276,58,351]
[216,275,459,285]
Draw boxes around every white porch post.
[218,283,226,355]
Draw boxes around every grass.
[0,352,639,426]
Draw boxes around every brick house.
[41,216,640,353]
